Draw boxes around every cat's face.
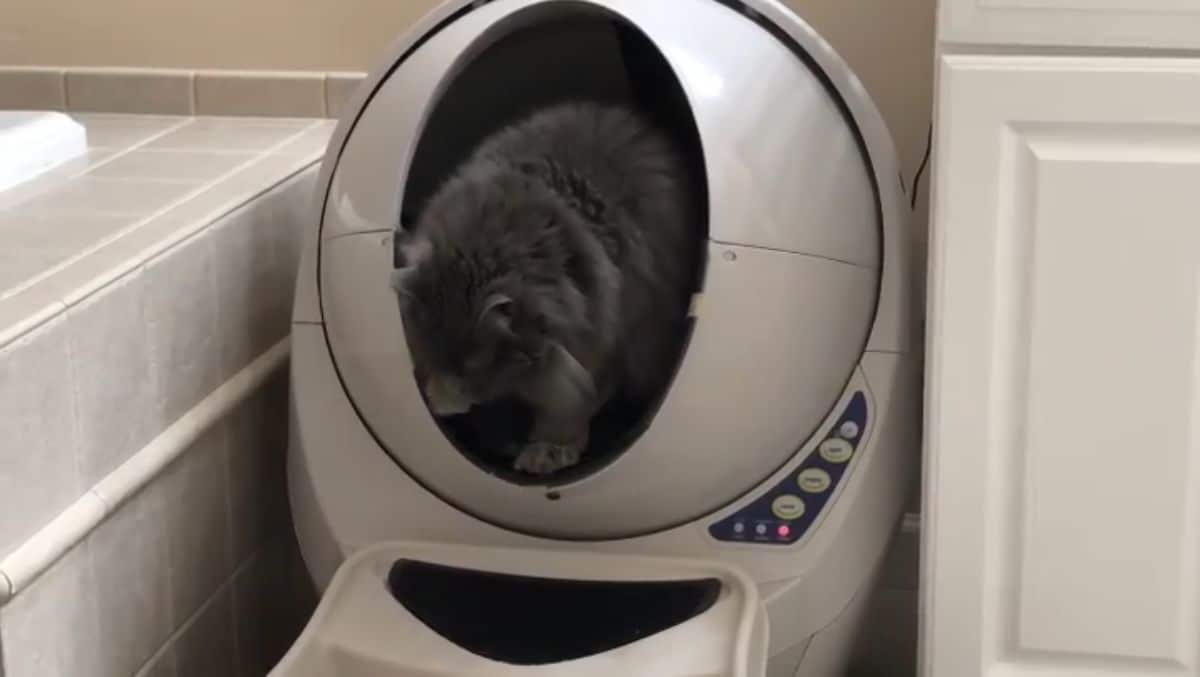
[390,233,541,416]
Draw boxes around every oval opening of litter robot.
[396,3,710,486]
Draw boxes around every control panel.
[708,391,868,545]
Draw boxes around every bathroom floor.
[0,113,334,344]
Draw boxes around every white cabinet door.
[923,54,1200,677]
[940,0,1200,49]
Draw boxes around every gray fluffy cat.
[391,101,699,475]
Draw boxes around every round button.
[819,438,854,464]
[838,420,860,439]
[754,523,768,536]
[733,521,745,534]
[771,494,806,520]
[797,468,832,493]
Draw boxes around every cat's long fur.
[392,101,699,474]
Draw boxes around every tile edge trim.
[0,338,291,606]
[0,156,323,352]
[1,67,365,118]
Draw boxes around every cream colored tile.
[136,648,178,677]
[14,146,318,323]
[0,212,136,265]
[107,160,309,268]
[0,546,102,676]
[0,149,118,212]
[273,120,335,159]
[231,535,317,677]
[154,424,234,622]
[66,269,164,486]
[174,583,237,677]
[0,250,60,296]
[195,71,325,118]
[230,549,271,677]
[223,147,319,193]
[129,152,318,265]
[0,313,83,556]
[73,114,189,150]
[0,282,65,349]
[144,229,221,425]
[14,176,200,216]
[67,68,194,115]
[324,72,365,120]
[0,67,66,110]
[86,486,174,677]
[225,373,289,564]
[32,228,149,308]
[212,166,315,378]
[86,149,257,183]
[106,190,253,267]
[25,177,279,311]
[145,117,311,153]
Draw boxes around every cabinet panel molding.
[923,54,1200,677]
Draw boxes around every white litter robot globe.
[284,0,920,675]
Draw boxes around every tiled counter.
[0,114,333,342]
[0,113,334,677]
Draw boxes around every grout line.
[0,121,326,347]
[320,74,330,118]
[81,116,194,173]
[189,70,199,117]
[54,69,67,111]
[0,117,190,216]
[4,135,312,307]
[0,122,324,360]
[4,67,364,118]
[134,576,233,677]
[0,339,291,606]
[0,299,67,348]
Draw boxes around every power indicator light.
[777,524,791,538]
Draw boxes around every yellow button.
[819,438,853,464]
[771,494,806,520]
[797,468,832,493]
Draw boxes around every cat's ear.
[476,293,516,335]
[393,230,432,269]
[391,232,431,306]
[389,267,414,294]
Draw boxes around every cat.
[390,101,699,476]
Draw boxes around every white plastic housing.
[323,234,876,537]
[312,0,906,539]
[270,542,767,677]
[289,326,917,646]
[288,0,920,673]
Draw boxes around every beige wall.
[0,0,935,179]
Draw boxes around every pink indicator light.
[777,524,791,538]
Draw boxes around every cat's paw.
[513,441,583,476]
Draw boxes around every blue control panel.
[708,391,868,546]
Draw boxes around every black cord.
[910,123,933,210]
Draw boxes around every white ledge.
[0,338,291,606]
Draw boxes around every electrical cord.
[910,122,932,210]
